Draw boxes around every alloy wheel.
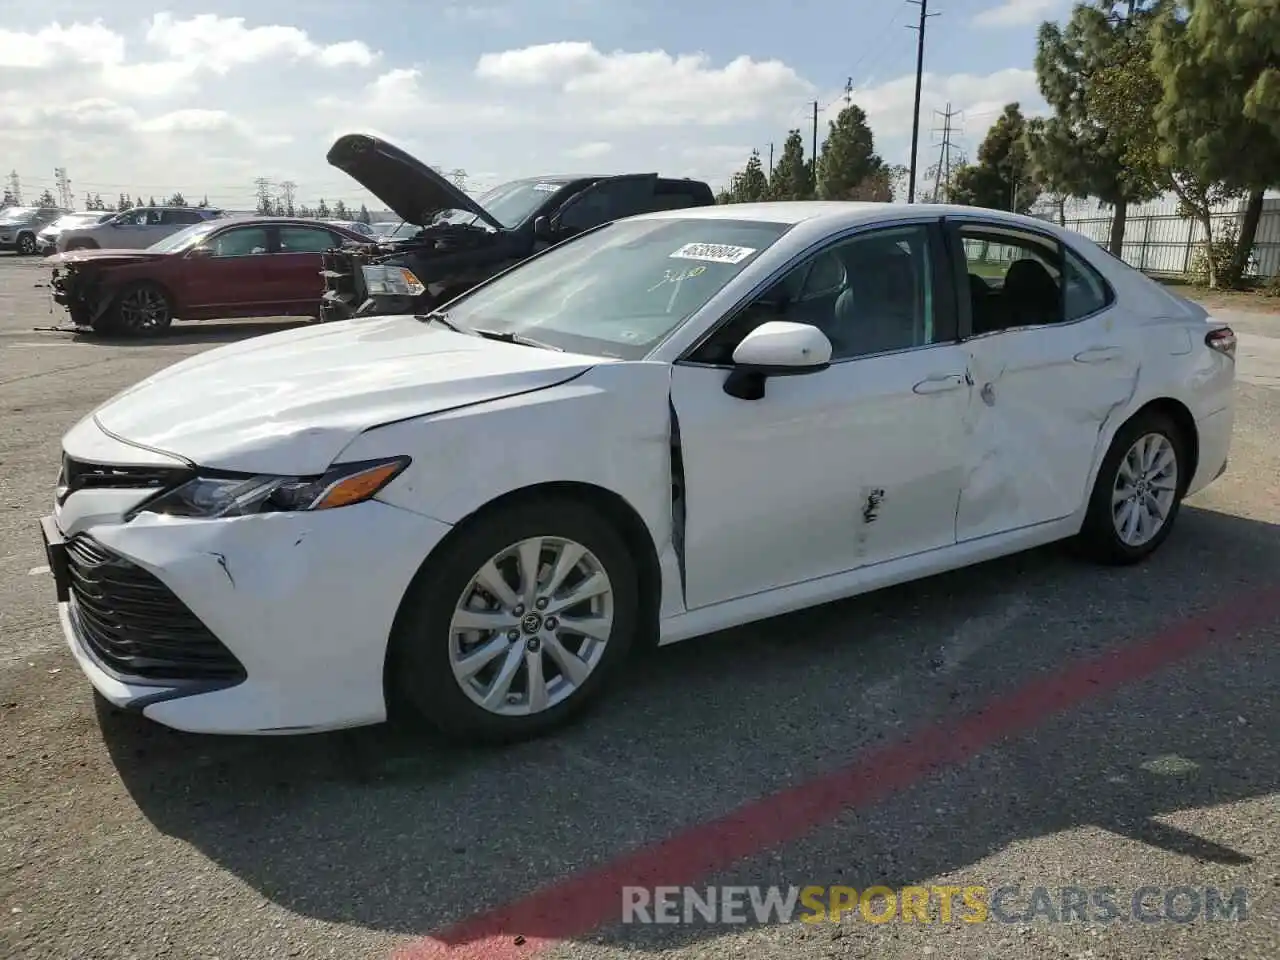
[1111,432,1178,547]
[118,287,170,332]
[17,234,35,255]
[448,536,614,717]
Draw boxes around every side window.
[957,225,1064,333]
[692,225,937,364]
[118,211,147,226]
[208,227,269,257]
[1062,246,1112,320]
[167,209,205,225]
[278,226,339,253]
[557,179,655,232]
[145,209,165,226]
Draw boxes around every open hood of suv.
[327,133,504,231]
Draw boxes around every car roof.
[628,201,1067,231]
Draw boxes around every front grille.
[58,455,192,504]
[66,535,246,683]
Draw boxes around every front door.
[181,224,273,318]
[946,218,1141,541]
[670,220,971,609]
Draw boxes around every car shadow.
[100,504,1280,944]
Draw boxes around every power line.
[906,0,941,203]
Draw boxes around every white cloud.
[0,21,125,68]
[475,42,814,125]
[144,13,378,72]
[973,0,1058,28]
[565,141,613,160]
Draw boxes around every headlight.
[133,456,410,519]
[362,264,425,297]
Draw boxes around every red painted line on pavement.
[394,586,1280,960]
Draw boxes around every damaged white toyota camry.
[41,202,1236,742]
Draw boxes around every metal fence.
[1030,194,1280,280]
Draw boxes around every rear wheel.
[389,498,639,743]
[96,282,174,336]
[1078,409,1187,565]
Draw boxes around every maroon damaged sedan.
[48,217,370,336]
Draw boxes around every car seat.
[1001,258,1060,327]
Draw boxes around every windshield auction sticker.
[532,182,561,192]
[670,243,757,265]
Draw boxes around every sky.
[0,0,1074,212]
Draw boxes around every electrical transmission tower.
[447,169,468,191]
[54,168,73,209]
[253,177,274,214]
[6,171,21,205]
[930,103,961,203]
[280,180,297,215]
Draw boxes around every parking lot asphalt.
[1,251,1277,959]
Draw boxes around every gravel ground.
[0,252,1276,959]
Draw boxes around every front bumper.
[44,499,453,734]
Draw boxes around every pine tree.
[1151,0,1280,285]
[357,203,372,224]
[768,130,810,201]
[37,189,57,206]
[949,103,1039,212]
[1030,1,1164,255]
[117,194,129,211]
[316,198,331,218]
[815,104,883,200]
[739,150,769,201]
[333,200,349,219]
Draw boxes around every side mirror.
[723,321,831,400]
[186,245,211,258]
[533,216,551,240]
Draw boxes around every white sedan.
[40,202,1236,743]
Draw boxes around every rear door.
[270,225,348,316]
[552,174,659,239]
[180,224,274,319]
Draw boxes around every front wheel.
[16,233,36,255]
[98,282,174,336]
[389,498,639,744]
[1077,410,1187,565]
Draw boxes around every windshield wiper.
[415,311,466,334]
[470,328,562,351]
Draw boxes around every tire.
[1077,409,1188,565]
[96,281,174,336]
[16,232,36,255]
[389,497,640,744]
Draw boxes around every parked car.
[319,132,715,322]
[48,217,369,334]
[370,220,402,237]
[0,206,69,254]
[39,202,1235,743]
[37,211,117,254]
[324,219,375,238]
[55,205,224,252]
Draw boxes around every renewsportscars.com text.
[621,885,1249,925]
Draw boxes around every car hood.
[50,249,168,267]
[327,133,504,231]
[91,315,607,475]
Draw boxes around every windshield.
[442,217,791,359]
[146,220,221,253]
[0,207,38,222]
[382,221,420,240]
[49,214,101,230]
[436,179,570,229]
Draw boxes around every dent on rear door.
[957,315,1142,540]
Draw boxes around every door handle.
[1074,347,1122,364]
[912,373,966,394]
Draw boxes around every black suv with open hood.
[319,133,716,321]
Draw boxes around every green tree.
[116,194,129,211]
[1031,1,1164,255]
[197,195,209,208]
[768,130,810,200]
[1151,0,1280,285]
[147,195,156,207]
[333,199,350,219]
[949,103,1039,213]
[167,192,186,206]
[357,203,372,224]
[315,198,331,218]
[1,189,15,207]
[36,188,57,206]
[815,104,883,200]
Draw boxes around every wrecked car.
[319,132,715,322]
[49,217,370,335]
[41,202,1234,743]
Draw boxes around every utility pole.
[768,142,774,175]
[844,77,853,106]
[280,180,297,216]
[811,100,820,196]
[54,168,73,209]
[906,0,939,203]
[448,168,468,191]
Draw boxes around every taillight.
[1205,326,1236,359]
